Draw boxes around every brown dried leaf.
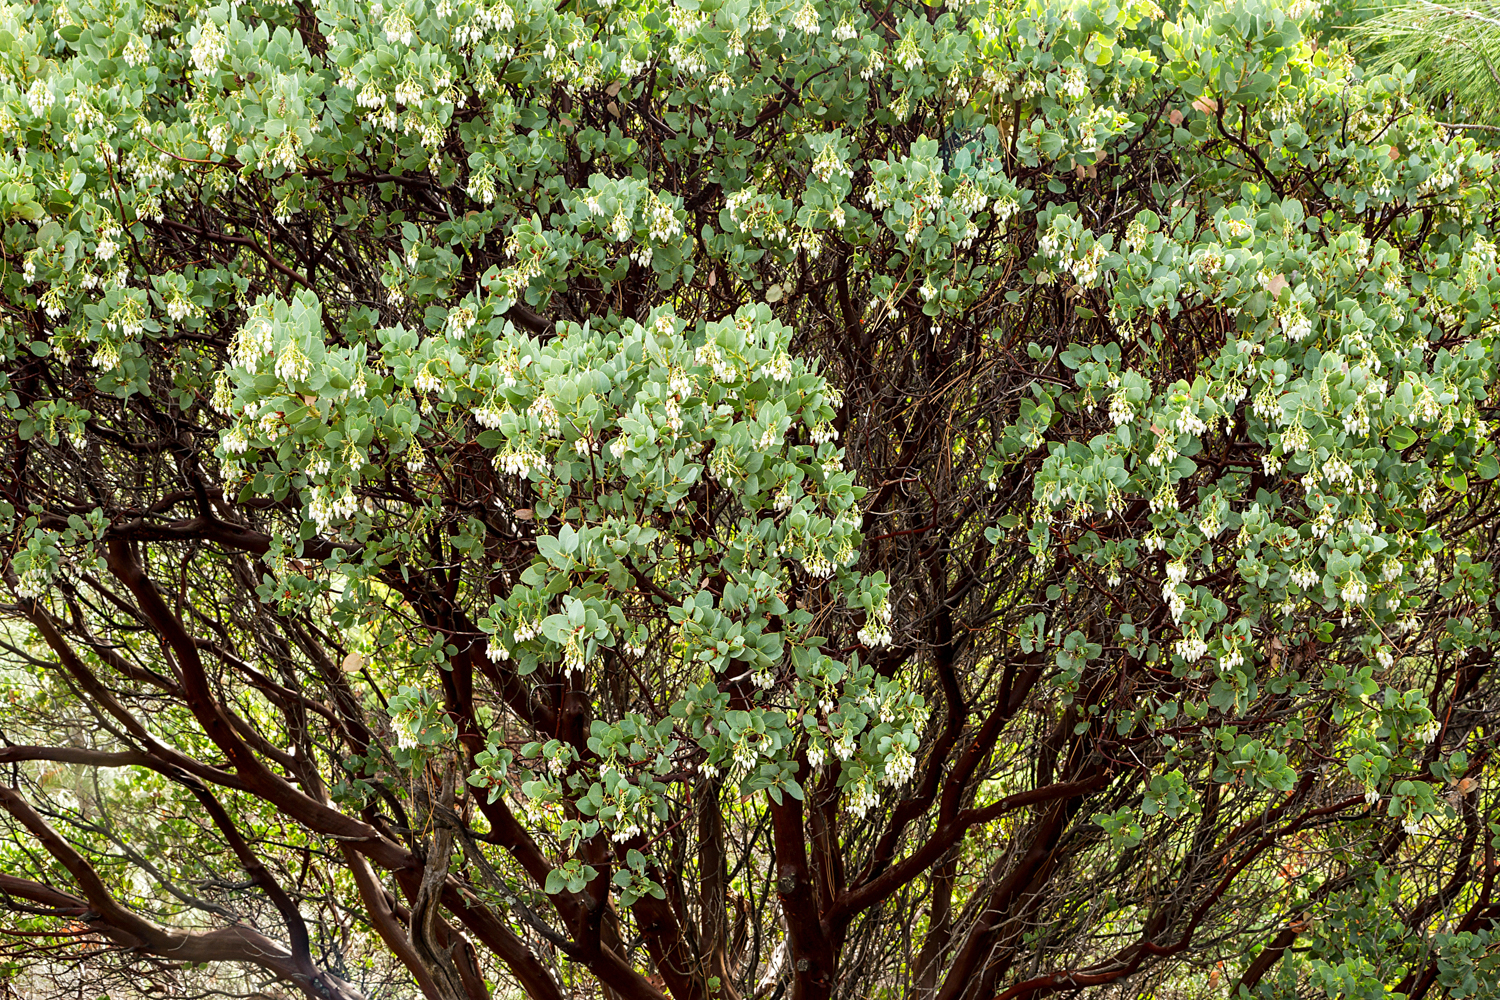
[1168,108,1184,126]
[1191,96,1218,114]
[342,651,365,673]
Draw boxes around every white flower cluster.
[511,612,543,644]
[309,483,360,534]
[1417,164,1456,196]
[14,553,54,600]
[895,32,922,72]
[1149,480,1178,514]
[1248,382,1282,426]
[191,21,226,75]
[950,181,989,218]
[166,291,198,322]
[1146,429,1179,468]
[1038,217,1111,287]
[883,742,915,786]
[123,34,150,67]
[413,362,443,394]
[695,342,737,382]
[811,142,852,184]
[607,801,644,843]
[1166,559,1189,586]
[207,367,235,413]
[561,625,588,676]
[1318,455,1355,492]
[38,285,63,320]
[1163,583,1187,625]
[725,187,759,224]
[474,394,510,428]
[806,737,829,770]
[1279,420,1310,457]
[383,7,416,46]
[499,231,547,298]
[1062,242,1110,284]
[731,733,764,772]
[752,421,780,451]
[1277,303,1312,342]
[666,3,707,35]
[709,445,738,486]
[453,0,516,45]
[757,351,792,384]
[704,71,733,96]
[985,194,1017,229]
[1175,405,1207,436]
[1175,628,1207,663]
[445,305,477,339]
[275,340,312,383]
[858,598,893,648]
[846,772,880,818]
[393,711,420,750]
[647,195,682,242]
[1460,237,1497,291]
[232,314,277,372]
[256,404,288,440]
[791,0,819,34]
[104,297,146,339]
[95,220,122,263]
[667,42,706,76]
[1061,65,1087,100]
[393,78,424,106]
[496,443,547,478]
[271,128,302,171]
[800,542,836,579]
[1341,399,1370,436]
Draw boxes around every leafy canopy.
[2,0,1500,998]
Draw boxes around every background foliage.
[1,0,1500,997]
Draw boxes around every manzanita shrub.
[2,0,1500,996]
